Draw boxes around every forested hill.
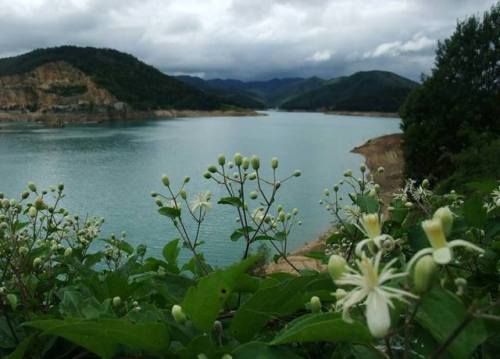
[0,46,223,110]
[280,71,419,112]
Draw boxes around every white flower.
[335,252,415,338]
[492,186,500,203]
[407,218,484,268]
[343,205,361,222]
[189,191,211,212]
[354,214,387,255]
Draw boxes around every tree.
[400,3,500,188]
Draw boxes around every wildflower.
[309,296,322,313]
[407,218,484,268]
[190,191,212,212]
[433,206,454,235]
[172,304,187,324]
[335,252,415,338]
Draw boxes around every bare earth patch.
[265,133,404,275]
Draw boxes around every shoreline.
[325,110,399,118]
[265,132,404,274]
[0,109,263,127]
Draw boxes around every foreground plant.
[0,159,499,359]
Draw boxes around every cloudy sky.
[0,0,496,81]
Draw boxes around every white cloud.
[0,0,496,80]
[307,50,333,62]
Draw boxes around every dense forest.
[400,3,500,190]
[0,46,223,111]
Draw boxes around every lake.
[0,111,400,266]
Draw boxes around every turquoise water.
[0,111,400,266]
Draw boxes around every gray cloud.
[0,0,496,80]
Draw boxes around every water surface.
[0,111,400,265]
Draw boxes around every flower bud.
[278,211,286,222]
[404,202,413,208]
[334,288,347,300]
[208,165,217,173]
[343,170,352,177]
[333,185,339,192]
[292,208,299,215]
[251,155,260,170]
[249,172,257,180]
[6,293,18,310]
[234,153,243,167]
[413,255,437,293]
[324,189,330,196]
[18,246,29,255]
[217,154,226,166]
[28,181,37,192]
[28,206,37,218]
[274,181,281,189]
[360,164,366,172]
[368,188,377,197]
[2,199,10,209]
[112,296,121,307]
[184,176,190,183]
[249,191,258,200]
[271,157,279,169]
[161,175,170,187]
[64,247,73,257]
[422,179,430,188]
[180,190,187,200]
[171,304,187,324]
[58,183,65,191]
[297,221,302,225]
[21,191,29,200]
[33,257,42,267]
[155,199,163,207]
[242,157,250,170]
[433,206,454,236]
[293,170,301,177]
[455,277,467,296]
[328,255,347,281]
[203,171,212,179]
[377,167,385,174]
[227,161,234,169]
[309,296,321,313]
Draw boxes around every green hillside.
[0,46,223,111]
[280,71,418,112]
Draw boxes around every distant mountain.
[0,46,224,112]
[176,76,327,108]
[280,71,419,112]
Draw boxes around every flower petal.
[433,247,452,264]
[366,291,391,338]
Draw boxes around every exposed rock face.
[0,61,147,124]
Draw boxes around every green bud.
[271,157,279,169]
[161,175,170,187]
[203,171,212,179]
[324,189,330,196]
[28,206,37,218]
[360,164,366,172]
[251,155,260,170]
[422,179,430,188]
[333,185,339,192]
[433,206,454,236]
[249,172,257,180]
[184,176,190,183]
[343,170,352,177]
[217,154,226,166]
[309,296,321,313]
[413,255,436,293]
[155,199,163,207]
[377,166,385,174]
[33,257,42,266]
[227,161,234,169]
[171,304,187,324]
[58,183,65,191]
[1,199,10,209]
[150,191,158,197]
[208,165,217,173]
[293,169,301,177]
[6,294,18,310]
[292,208,299,215]
[275,181,281,189]
[234,153,243,166]
[21,191,29,200]
[18,246,29,255]
[249,191,258,200]
[64,247,73,257]
[28,181,37,192]
[328,255,346,281]
[278,211,286,222]
[242,157,250,170]
[112,296,122,307]
[180,190,187,200]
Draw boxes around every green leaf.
[26,318,170,359]
[230,276,311,341]
[230,227,254,241]
[182,256,259,331]
[233,341,302,359]
[270,312,372,345]
[218,196,243,207]
[163,238,181,265]
[253,235,275,241]
[416,288,488,359]
[356,194,379,213]
[463,195,487,228]
[158,206,181,219]
[4,335,35,359]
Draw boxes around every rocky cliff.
[0,61,145,124]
